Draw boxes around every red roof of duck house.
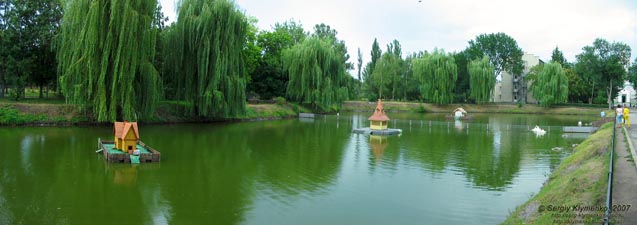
[114,121,140,139]
[368,99,390,121]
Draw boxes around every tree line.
[1,0,636,122]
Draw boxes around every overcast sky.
[160,0,637,69]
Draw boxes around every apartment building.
[492,53,543,104]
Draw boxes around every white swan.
[531,125,546,136]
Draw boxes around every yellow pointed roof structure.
[368,99,390,122]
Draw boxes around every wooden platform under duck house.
[98,139,161,163]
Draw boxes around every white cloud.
[160,0,637,69]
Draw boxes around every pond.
[0,112,598,225]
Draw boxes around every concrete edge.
[621,126,637,171]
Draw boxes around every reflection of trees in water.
[149,123,257,225]
[399,127,463,173]
[247,119,349,195]
[520,129,575,172]
[0,127,112,224]
[145,119,349,224]
[398,118,529,191]
[460,128,522,191]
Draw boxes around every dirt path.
[611,111,637,224]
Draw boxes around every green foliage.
[468,56,495,104]
[57,0,160,122]
[369,40,404,100]
[453,51,470,103]
[566,68,587,103]
[0,105,47,124]
[413,50,458,104]
[283,37,347,111]
[249,20,307,100]
[466,32,524,77]
[243,16,262,85]
[532,62,569,107]
[312,23,352,70]
[400,52,424,101]
[551,46,569,68]
[627,58,637,90]
[523,64,544,84]
[275,96,286,105]
[362,38,382,98]
[575,38,631,107]
[1,0,61,99]
[356,48,363,95]
[416,104,430,113]
[162,0,247,118]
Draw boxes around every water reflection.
[454,120,463,131]
[369,135,388,164]
[111,165,138,186]
[0,113,593,225]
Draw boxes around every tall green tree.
[162,0,247,117]
[1,0,61,100]
[532,62,568,107]
[362,38,382,99]
[356,47,362,96]
[466,33,524,78]
[0,0,7,97]
[628,58,637,87]
[57,0,160,121]
[551,46,568,67]
[283,37,347,110]
[312,23,352,70]
[400,52,424,101]
[468,56,495,104]
[414,50,457,104]
[575,38,631,107]
[453,51,470,103]
[566,68,586,103]
[243,16,262,86]
[249,20,307,100]
[366,40,404,101]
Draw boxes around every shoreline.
[1,100,611,126]
[500,122,613,224]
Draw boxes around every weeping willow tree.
[162,0,247,117]
[532,62,569,107]
[283,37,348,111]
[413,50,457,104]
[468,56,495,104]
[56,0,161,122]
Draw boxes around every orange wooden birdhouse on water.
[113,121,140,153]
[97,121,160,163]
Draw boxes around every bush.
[416,104,430,113]
[275,97,286,105]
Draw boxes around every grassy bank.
[0,103,87,125]
[1,98,610,125]
[0,100,310,125]
[342,101,609,115]
[501,123,613,224]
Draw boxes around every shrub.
[275,96,286,105]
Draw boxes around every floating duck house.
[98,121,161,163]
[353,99,402,135]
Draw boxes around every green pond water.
[0,112,599,225]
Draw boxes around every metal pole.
[603,118,616,225]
